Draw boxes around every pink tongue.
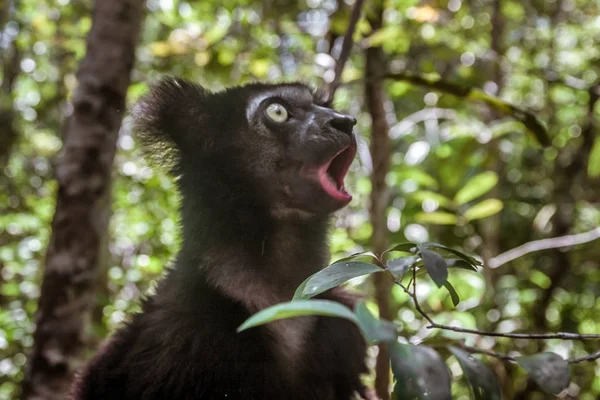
[318,167,351,202]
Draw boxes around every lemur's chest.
[265,315,317,376]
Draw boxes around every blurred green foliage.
[1,0,599,399]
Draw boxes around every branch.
[425,322,600,340]
[488,227,600,269]
[381,255,600,370]
[342,72,551,146]
[455,343,516,362]
[385,261,600,340]
[568,350,600,364]
[411,266,435,325]
[326,0,365,101]
[384,266,435,325]
[458,343,600,365]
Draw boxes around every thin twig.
[386,261,600,340]
[326,0,365,101]
[426,323,600,340]
[567,350,600,364]
[381,262,434,326]
[457,343,600,365]
[411,265,435,325]
[488,227,600,269]
[381,256,600,369]
[381,256,600,343]
[456,343,516,362]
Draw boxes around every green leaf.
[415,257,478,279]
[448,346,502,400]
[368,26,405,46]
[391,343,452,400]
[355,301,398,344]
[249,58,271,78]
[410,190,453,208]
[293,262,382,300]
[386,256,418,277]
[415,211,458,225]
[390,82,412,97]
[333,251,379,264]
[517,352,571,395]
[422,243,482,267]
[420,249,448,287]
[442,281,460,306]
[463,199,504,221]
[395,168,438,189]
[446,258,478,272]
[1,282,20,297]
[588,136,600,178]
[386,242,417,253]
[203,20,231,45]
[238,300,358,332]
[454,172,499,205]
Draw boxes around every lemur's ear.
[312,86,334,109]
[131,77,213,174]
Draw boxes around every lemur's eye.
[265,103,289,123]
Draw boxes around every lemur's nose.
[327,114,356,136]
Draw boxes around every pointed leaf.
[386,256,418,277]
[415,260,474,280]
[420,249,448,287]
[446,258,478,272]
[588,136,600,178]
[422,243,482,267]
[454,171,499,205]
[448,346,502,400]
[517,352,570,395]
[293,262,382,300]
[333,251,379,264]
[395,167,438,189]
[355,301,399,344]
[238,300,358,332]
[411,190,453,208]
[442,281,460,306]
[386,242,417,253]
[391,343,452,400]
[464,199,504,221]
[415,211,458,225]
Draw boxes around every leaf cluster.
[240,243,572,398]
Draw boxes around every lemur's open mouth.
[317,143,356,202]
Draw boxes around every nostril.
[328,115,357,136]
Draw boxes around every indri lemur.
[70,78,369,399]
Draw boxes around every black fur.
[70,78,368,400]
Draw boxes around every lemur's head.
[132,78,357,218]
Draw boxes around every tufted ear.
[131,77,212,174]
[311,86,333,109]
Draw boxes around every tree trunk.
[21,0,144,399]
[479,0,505,305]
[0,0,21,313]
[0,0,20,171]
[365,3,392,399]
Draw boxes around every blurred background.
[0,0,599,399]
